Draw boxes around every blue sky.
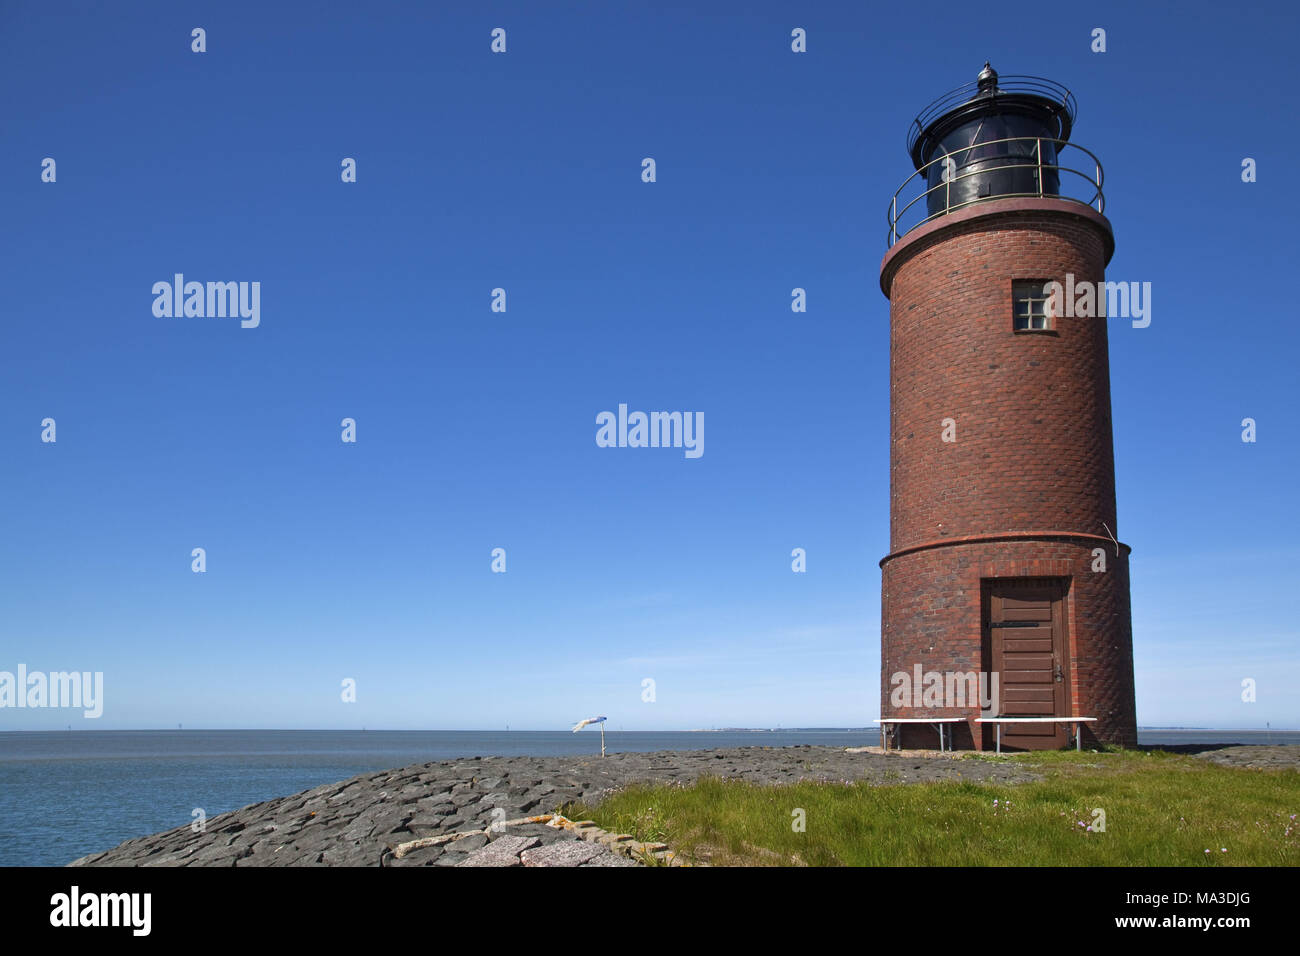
[2,1,1296,731]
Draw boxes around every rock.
[455,835,541,867]
[440,816,478,833]
[580,852,639,867]
[386,844,444,866]
[497,822,569,844]
[412,799,456,816]
[404,815,450,836]
[450,833,489,852]
[521,842,605,867]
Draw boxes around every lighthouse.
[878,64,1137,751]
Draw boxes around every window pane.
[1012,280,1053,331]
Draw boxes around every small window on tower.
[1013,280,1054,331]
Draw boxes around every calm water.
[1,728,1294,867]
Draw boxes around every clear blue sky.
[2,1,1296,731]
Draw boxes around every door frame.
[981,576,1072,750]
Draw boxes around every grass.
[560,750,1299,866]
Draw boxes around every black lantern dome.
[907,63,1077,218]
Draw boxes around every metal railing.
[887,136,1104,247]
[907,75,1077,158]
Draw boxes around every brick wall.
[879,540,1137,749]
[878,200,1137,749]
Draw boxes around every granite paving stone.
[579,852,640,867]
[521,842,605,867]
[456,835,540,867]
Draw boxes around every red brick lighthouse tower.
[878,64,1137,750]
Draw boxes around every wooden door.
[985,579,1069,750]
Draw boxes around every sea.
[1,728,1295,867]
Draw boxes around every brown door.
[985,579,1069,750]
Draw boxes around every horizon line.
[2,726,1296,734]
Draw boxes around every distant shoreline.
[3,726,1297,734]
